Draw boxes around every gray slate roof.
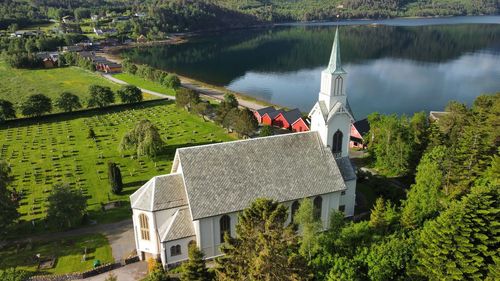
[281,108,302,124]
[177,131,347,220]
[130,173,187,212]
[162,208,195,242]
[336,157,357,181]
[255,106,277,116]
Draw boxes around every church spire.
[326,27,346,74]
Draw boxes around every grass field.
[0,234,112,274]
[0,100,235,233]
[112,73,176,96]
[0,60,121,104]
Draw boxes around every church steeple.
[326,27,346,75]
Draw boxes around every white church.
[130,28,357,267]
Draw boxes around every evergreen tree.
[88,128,96,139]
[259,125,273,137]
[0,160,19,236]
[417,185,499,280]
[366,234,415,281]
[401,146,445,229]
[215,198,310,280]
[108,162,123,194]
[369,197,387,230]
[181,244,211,281]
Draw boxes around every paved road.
[101,73,265,111]
[77,261,147,281]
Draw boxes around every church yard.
[0,100,235,234]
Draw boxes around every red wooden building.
[254,106,277,124]
[292,118,310,132]
[350,118,370,149]
[273,108,302,130]
[262,110,284,126]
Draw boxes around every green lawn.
[0,60,121,104]
[112,73,176,96]
[0,234,112,275]
[1,100,235,234]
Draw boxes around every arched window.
[139,213,150,241]
[334,76,343,96]
[332,130,343,156]
[291,201,300,223]
[313,196,323,221]
[170,244,181,256]
[220,215,231,243]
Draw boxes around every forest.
[0,0,498,32]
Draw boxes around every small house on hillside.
[137,35,147,43]
[262,109,284,126]
[292,118,310,132]
[254,106,277,123]
[350,118,370,149]
[100,61,122,73]
[37,52,59,68]
[273,108,302,130]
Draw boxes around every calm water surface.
[124,16,500,118]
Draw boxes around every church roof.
[161,208,195,242]
[326,27,346,75]
[336,157,357,181]
[177,131,347,220]
[130,173,187,212]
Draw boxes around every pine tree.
[181,244,211,281]
[417,185,499,280]
[108,162,123,194]
[215,198,311,280]
[369,197,387,230]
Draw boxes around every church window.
[139,213,150,241]
[170,245,181,256]
[339,205,346,213]
[341,191,346,196]
[220,215,231,243]
[332,130,343,157]
[291,201,300,223]
[334,76,343,96]
[313,196,323,220]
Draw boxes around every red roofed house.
[350,118,370,149]
[292,118,310,132]
[262,109,284,126]
[273,108,302,130]
[254,106,277,124]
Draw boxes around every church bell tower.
[309,27,353,158]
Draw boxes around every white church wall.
[198,212,238,259]
[164,236,196,265]
[133,209,160,258]
[343,179,356,217]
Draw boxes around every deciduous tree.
[0,99,16,123]
[233,108,258,137]
[54,92,82,112]
[0,160,18,236]
[295,198,322,261]
[20,94,52,117]
[117,85,143,104]
[46,183,87,229]
[87,85,115,108]
[120,120,164,158]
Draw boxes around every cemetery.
[0,100,234,232]
[0,234,112,274]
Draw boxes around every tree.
[46,183,87,229]
[0,268,32,281]
[181,244,211,281]
[120,120,164,158]
[175,88,200,111]
[162,74,181,89]
[417,185,499,280]
[145,259,169,281]
[20,94,52,117]
[193,102,211,121]
[369,197,387,230]
[117,85,143,104]
[215,198,310,280]
[0,99,16,123]
[295,198,323,261]
[259,125,273,137]
[54,92,82,112]
[366,234,415,281]
[0,160,19,236]
[87,85,115,108]
[233,108,258,137]
[223,93,238,108]
[108,162,123,194]
[88,128,96,139]
[401,146,445,229]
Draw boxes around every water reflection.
[123,18,500,117]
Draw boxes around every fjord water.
[124,16,500,118]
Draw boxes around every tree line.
[0,84,143,122]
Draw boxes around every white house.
[130,27,357,267]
